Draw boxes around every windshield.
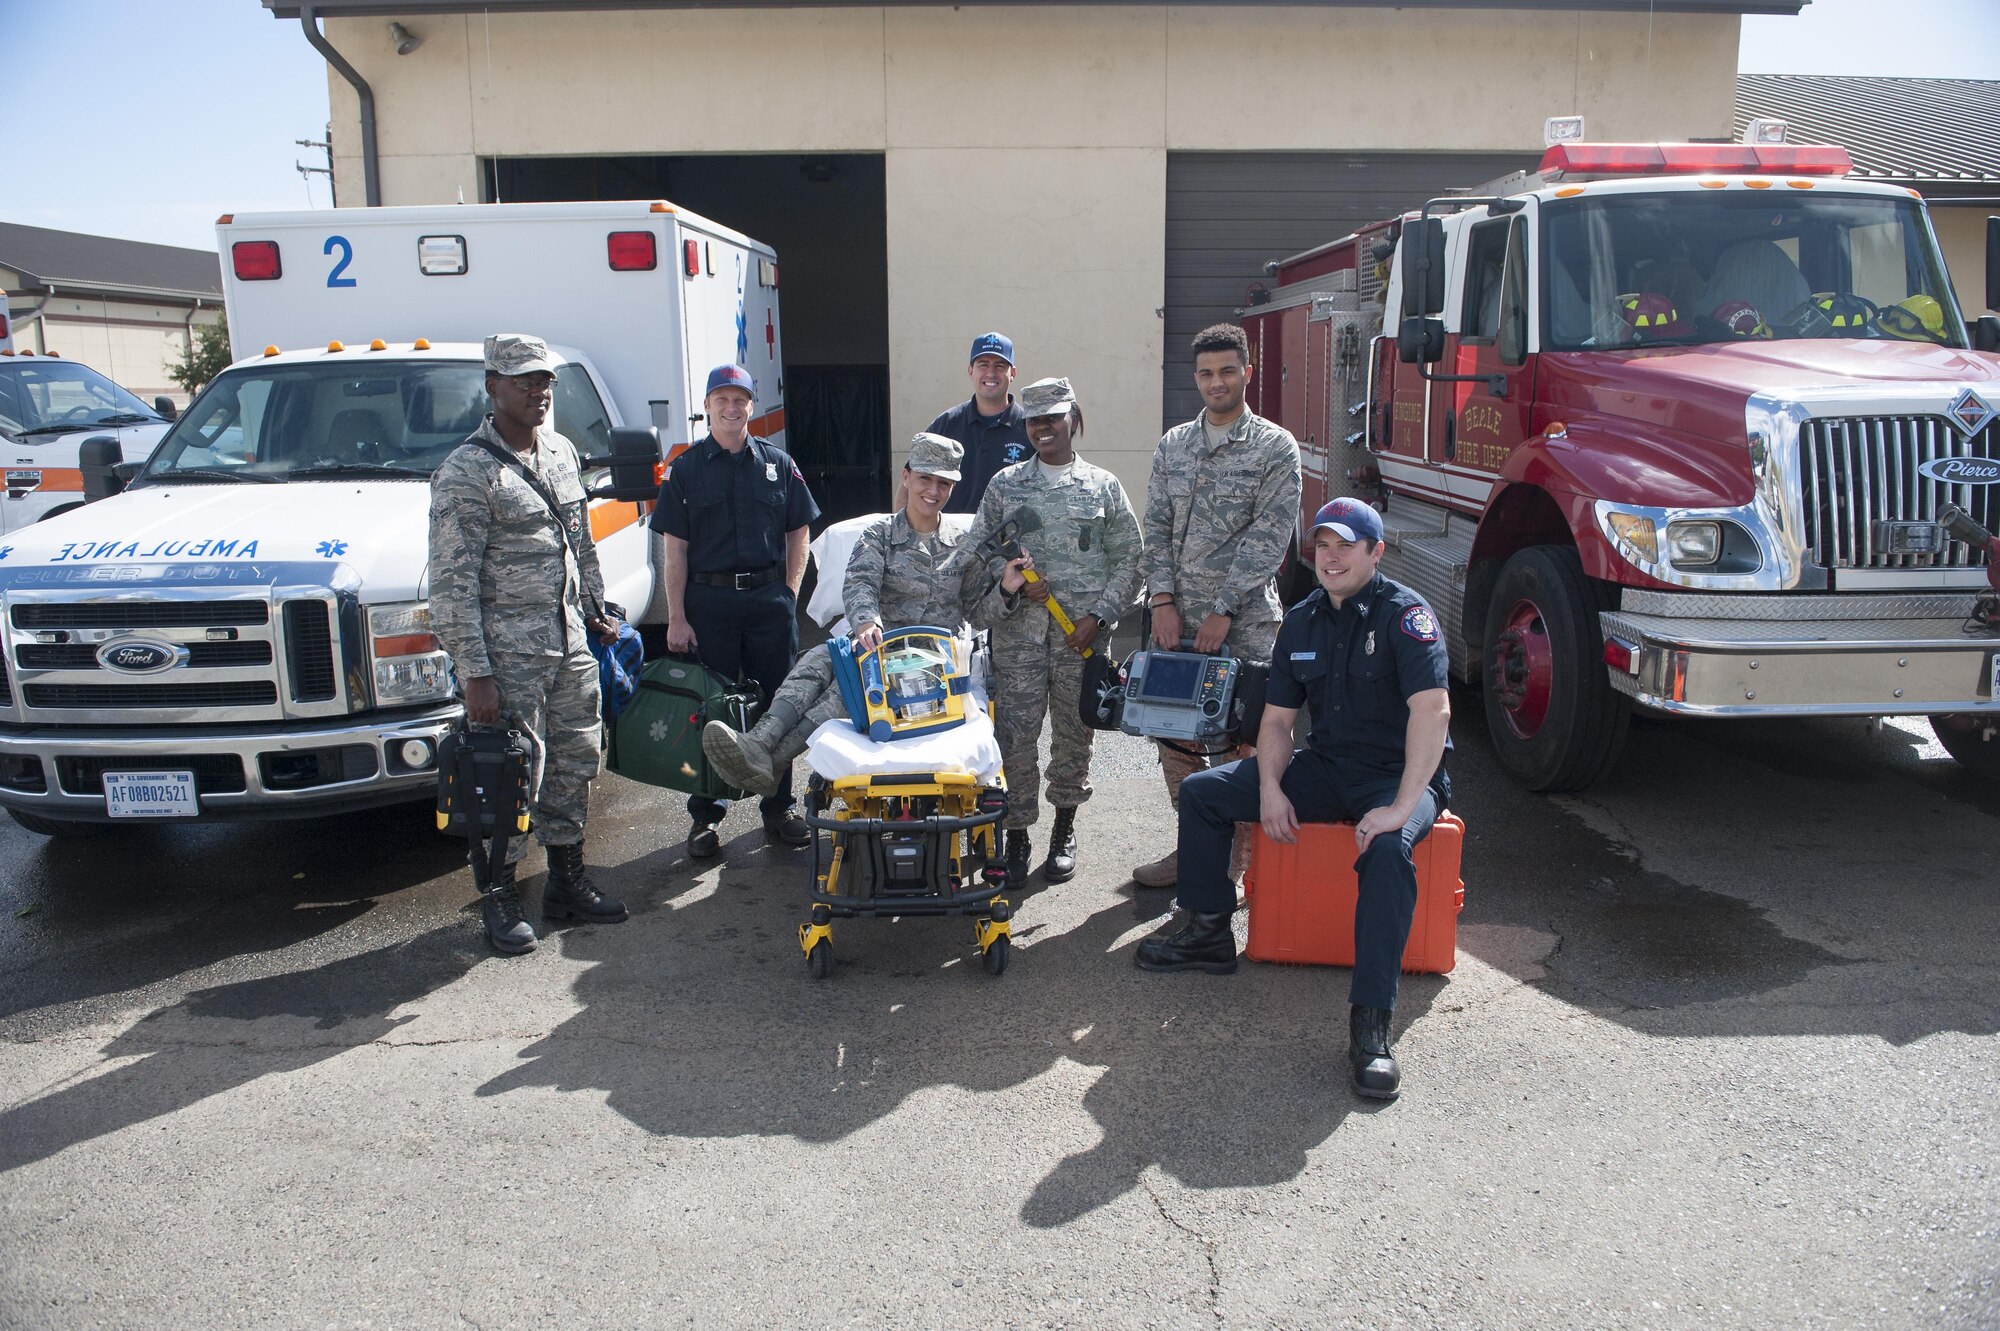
[1542,191,1966,351]
[142,359,615,481]
[0,360,161,435]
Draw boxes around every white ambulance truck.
[0,200,783,837]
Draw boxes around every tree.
[169,314,232,397]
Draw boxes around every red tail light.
[683,239,701,278]
[607,231,656,271]
[232,240,282,280]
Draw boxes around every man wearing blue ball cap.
[921,331,1031,514]
[1134,496,1452,1102]
[651,362,821,858]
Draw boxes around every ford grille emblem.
[96,640,181,674]
[1946,387,1996,439]
[1916,456,2000,486]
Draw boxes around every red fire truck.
[1242,140,2000,790]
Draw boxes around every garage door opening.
[488,153,889,524]
[1162,152,1536,431]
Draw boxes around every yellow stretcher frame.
[798,768,1012,978]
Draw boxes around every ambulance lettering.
[54,536,259,562]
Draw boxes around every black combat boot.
[1133,911,1237,974]
[542,842,628,923]
[1348,1005,1401,1100]
[1004,829,1033,892]
[763,807,812,848]
[480,861,537,956]
[1042,806,1078,883]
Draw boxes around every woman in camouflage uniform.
[702,434,1016,793]
[963,377,1143,891]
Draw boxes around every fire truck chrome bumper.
[0,705,461,822]
[1600,610,2000,718]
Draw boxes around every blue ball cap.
[968,332,1014,366]
[706,363,755,397]
[1310,497,1384,544]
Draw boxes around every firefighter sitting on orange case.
[1133,497,1452,1102]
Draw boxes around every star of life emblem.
[1946,387,1996,438]
[650,719,669,743]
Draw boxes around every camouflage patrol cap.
[905,432,963,483]
[483,334,559,377]
[1018,376,1076,419]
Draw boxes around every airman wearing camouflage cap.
[483,333,561,378]
[906,431,964,482]
[701,432,1001,797]
[963,375,1143,890]
[1017,376,1076,418]
[429,331,628,955]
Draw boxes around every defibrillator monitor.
[1119,648,1241,742]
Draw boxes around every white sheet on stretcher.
[805,704,1004,786]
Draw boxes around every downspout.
[299,5,381,207]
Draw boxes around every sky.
[2,0,1997,256]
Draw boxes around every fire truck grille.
[1798,416,1998,570]
[22,682,279,710]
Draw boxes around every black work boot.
[1348,1005,1401,1100]
[763,807,811,848]
[1042,807,1078,883]
[1004,830,1033,892]
[479,861,537,956]
[542,842,628,923]
[1133,911,1237,974]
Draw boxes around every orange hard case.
[1242,813,1464,974]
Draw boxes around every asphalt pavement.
[0,694,1995,1329]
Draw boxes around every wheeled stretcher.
[796,627,1013,978]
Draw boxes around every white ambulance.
[0,200,783,837]
[0,350,175,532]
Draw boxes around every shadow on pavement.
[0,924,487,1174]
[1445,684,2000,1044]
[480,838,1434,1227]
[0,802,465,1033]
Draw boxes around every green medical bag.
[606,655,761,801]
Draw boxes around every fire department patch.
[1400,605,1439,642]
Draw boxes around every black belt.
[690,566,781,590]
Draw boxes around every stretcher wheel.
[806,939,834,979]
[981,934,1009,975]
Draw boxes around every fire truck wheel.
[6,808,111,839]
[1928,715,2000,776]
[1480,545,1629,792]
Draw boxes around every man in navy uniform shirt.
[652,364,821,859]
[923,331,1031,514]
[1134,497,1451,1100]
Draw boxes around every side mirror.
[584,426,665,502]
[1974,315,2000,354]
[79,436,127,502]
[1399,217,1447,318]
[1986,215,1999,314]
[1397,316,1445,365]
[152,396,179,421]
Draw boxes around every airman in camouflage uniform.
[429,333,628,955]
[963,377,1142,890]
[703,434,1003,793]
[1134,323,1303,890]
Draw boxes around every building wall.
[1932,205,1995,318]
[320,4,1740,502]
[0,281,223,406]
